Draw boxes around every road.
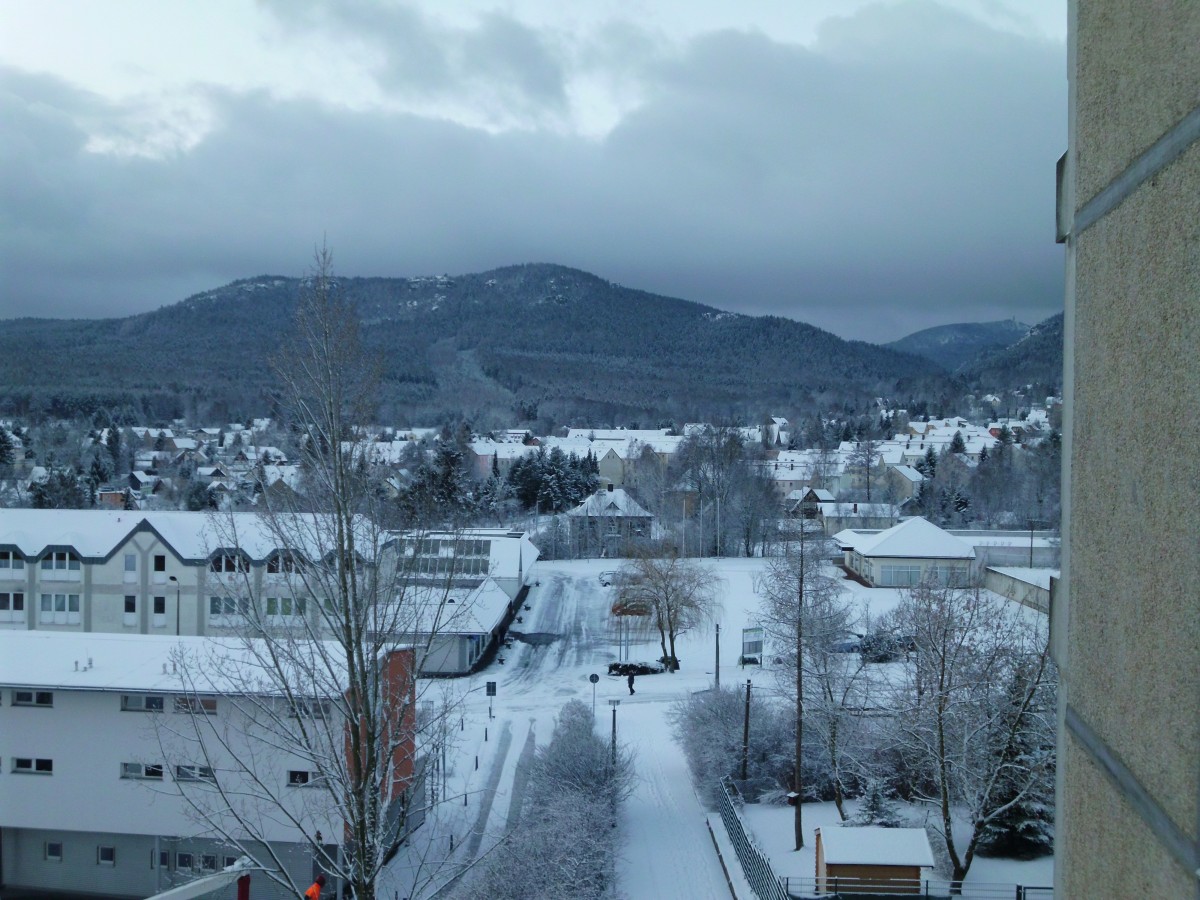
[486,561,730,899]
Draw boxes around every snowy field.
[382,557,1052,899]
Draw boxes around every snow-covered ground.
[383,556,1052,899]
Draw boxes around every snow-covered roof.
[891,465,925,483]
[0,631,352,696]
[988,567,1058,590]
[565,488,653,519]
[817,826,935,867]
[844,517,975,560]
[0,510,372,562]
[394,578,514,636]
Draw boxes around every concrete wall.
[1058,4,1200,897]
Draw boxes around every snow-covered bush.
[463,700,634,899]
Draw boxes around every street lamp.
[168,575,180,636]
[607,698,621,768]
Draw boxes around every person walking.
[627,673,635,695]
[304,873,326,900]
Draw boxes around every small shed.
[814,826,935,895]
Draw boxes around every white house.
[0,631,417,899]
[835,517,976,587]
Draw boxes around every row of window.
[41,840,237,873]
[8,690,330,716]
[409,556,490,576]
[12,756,320,791]
[6,691,218,714]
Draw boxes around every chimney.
[853,503,858,513]
[607,483,614,492]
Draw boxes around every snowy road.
[482,560,743,899]
[390,556,907,899]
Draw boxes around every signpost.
[486,681,497,720]
[589,673,599,718]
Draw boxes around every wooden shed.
[814,826,935,895]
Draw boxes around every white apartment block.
[0,511,538,646]
[0,631,349,899]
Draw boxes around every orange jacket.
[304,882,323,900]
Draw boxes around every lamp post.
[607,698,621,768]
[168,575,180,636]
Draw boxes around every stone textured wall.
[1059,3,1200,897]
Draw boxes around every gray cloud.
[0,1,1066,342]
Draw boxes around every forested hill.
[887,319,1031,373]
[957,312,1065,396]
[0,263,950,425]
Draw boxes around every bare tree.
[886,580,1055,888]
[615,551,719,671]
[164,249,471,900]
[760,523,844,848]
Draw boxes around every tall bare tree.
[760,523,841,848]
[165,249,472,900]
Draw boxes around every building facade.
[1056,5,1200,897]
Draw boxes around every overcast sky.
[0,0,1066,343]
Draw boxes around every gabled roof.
[565,488,653,518]
[817,826,935,867]
[849,517,975,560]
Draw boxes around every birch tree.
[760,524,848,848]
[886,581,1056,888]
[163,248,470,900]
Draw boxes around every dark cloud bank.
[0,1,1066,342]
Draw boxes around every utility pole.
[608,699,621,769]
[741,680,751,781]
[715,623,721,688]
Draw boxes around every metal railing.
[781,875,1052,899]
[716,777,791,900]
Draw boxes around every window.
[13,757,53,774]
[176,852,194,870]
[0,550,24,571]
[210,554,248,574]
[121,762,164,779]
[39,594,80,625]
[97,845,116,866]
[200,854,218,871]
[13,690,53,707]
[40,551,80,579]
[156,850,171,869]
[0,592,24,623]
[208,596,248,622]
[288,769,321,787]
[45,841,63,862]
[223,855,239,868]
[287,698,332,718]
[153,555,166,571]
[152,595,166,628]
[880,564,923,587]
[174,696,217,715]
[123,595,137,626]
[267,554,301,574]
[266,597,305,619]
[175,764,215,782]
[121,694,165,712]
[123,553,137,583]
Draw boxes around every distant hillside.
[0,263,950,426]
[887,320,1030,373]
[958,312,1064,395]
